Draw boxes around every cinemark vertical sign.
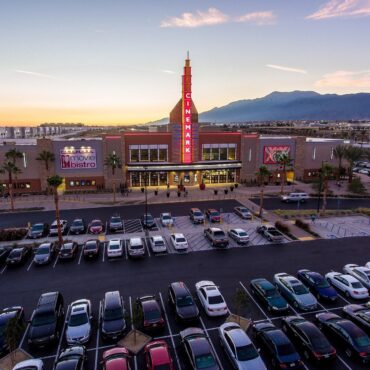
[182,59,192,163]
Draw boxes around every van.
[280,192,309,203]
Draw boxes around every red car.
[145,341,174,370]
[88,219,104,234]
[136,296,165,332]
[101,347,130,370]
[206,209,221,223]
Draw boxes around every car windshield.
[194,211,203,216]
[315,278,330,289]
[176,237,186,243]
[276,343,295,356]
[238,231,248,237]
[353,333,370,348]
[236,343,259,361]
[292,284,308,295]
[104,307,123,321]
[144,308,161,321]
[69,312,88,326]
[195,353,216,369]
[72,220,83,227]
[154,241,164,246]
[36,247,49,255]
[62,244,73,250]
[265,288,279,298]
[310,333,331,351]
[210,211,219,216]
[213,231,225,237]
[32,312,55,326]
[130,244,143,250]
[240,208,249,212]
[208,295,224,304]
[32,225,43,231]
[352,282,363,289]
[109,244,120,250]
[110,217,121,223]
[85,243,97,250]
[162,215,171,220]
[176,295,194,307]
[91,221,101,227]
[10,250,21,258]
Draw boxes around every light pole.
[316,160,327,213]
[144,166,148,225]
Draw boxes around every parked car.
[281,316,336,363]
[65,299,92,345]
[170,233,188,251]
[83,240,100,259]
[33,242,56,265]
[343,264,370,289]
[228,228,249,244]
[101,347,130,370]
[205,208,221,223]
[195,280,228,317]
[250,278,289,313]
[59,242,78,260]
[128,237,145,258]
[88,219,104,234]
[280,192,309,203]
[204,227,229,248]
[274,273,317,311]
[136,295,165,332]
[0,246,12,264]
[0,306,25,356]
[28,223,49,239]
[168,281,199,322]
[180,327,219,370]
[316,312,370,363]
[149,235,167,253]
[145,340,174,370]
[234,206,252,219]
[219,322,267,369]
[28,291,64,348]
[6,247,31,266]
[54,346,87,370]
[257,225,284,243]
[325,271,369,299]
[253,321,303,369]
[49,220,68,236]
[108,215,123,232]
[141,213,156,229]
[343,304,370,333]
[297,269,338,301]
[107,239,123,258]
[160,212,174,227]
[100,291,126,341]
[189,208,205,224]
[13,360,44,370]
[69,219,86,235]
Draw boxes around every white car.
[219,322,267,370]
[160,212,174,227]
[325,271,369,299]
[228,228,249,244]
[170,233,188,251]
[195,280,228,317]
[149,235,167,253]
[128,237,145,258]
[49,220,68,236]
[343,264,370,289]
[107,239,123,258]
[365,261,370,269]
[13,359,44,370]
[65,299,92,345]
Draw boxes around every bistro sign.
[60,147,97,169]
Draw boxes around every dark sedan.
[0,306,25,356]
[6,247,30,266]
[0,246,12,263]
[69,219,86,235]
[343,304,370,334]
[297,269,338,301]
[33,242,56,265]
[316,312,370,363]
[253,322,303,369]
[54,346,87,370]
[28,223,49,239]
[59,242,78,260]
[141,213,156,229]
[282,316,336,363]
[136,295,165,332]
[83,240,100,259]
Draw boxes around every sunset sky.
[1,0,370,126]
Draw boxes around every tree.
[320,163,333,216]
[5,148,23,165]
[333,145,347,180]
[0,161,21,212]
[47,175,64,246]
[276,152,293,195]
[36,150,55,173]
[358,129,368,147]
[344,146,364,182]
[104,153,122,203]
[5,316,25,366]
[256,165,271,217]
[125,301,144,344]
[232,288,250,325]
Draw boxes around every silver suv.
[128,237,145,258]
[189,208,205,224]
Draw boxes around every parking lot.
[2,234,370,369]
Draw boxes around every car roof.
[173,233,185,238]
[129,237,143,245]
[207,208,218,212]
[225,325,251,346]
[254,279,274,290]
[148,342,170,364]
[71,304,88,314]
[342,274,361,283]
[231,228,247,233]
[105,291,121,308]
[109,240,121,245]
[39,291,58,306]
[0,309,18,324]
[354,266,370,273]
[191,208,201,212]
[266,329,290,344]
[152,235,164,241]
[39,242,52,248]
[161,212,171,216]
[209,227,222,232]
[188,336,211,355]
[171,282,190,296]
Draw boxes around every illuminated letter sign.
[60,147,97,169]
[263,146,291,164]
[182,63,192,163]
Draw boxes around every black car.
[253,322,303,369]
[168,282,199,323]
[69,219,86,235]
[28,223,49,239]
[141,213,156,229]
[282,316,336,363]
[0,306,25,356]
[316,312,370,363]
[136,295,165,332]
[59,242,79,260]
[54,346,87,370]
[100,291,126,341]
[83,240,100,259]
[108,215,124,232]
[343,304,370,333]
[33,242,56,265]
[28,291,64,348]
[6,247,31,266]
[0,246,12,264]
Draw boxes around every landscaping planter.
[226,314,252,332]
[118,329,151,355]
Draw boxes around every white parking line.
[26,259,34,271]
[1,265,7,274]
[53,254,59,268]
[94,302,101,370]
[129,296,138,370]
[336,292,352,305]
[143,238,151,257]
[124,240,128,260]
[77,247,84,265]
[55,305,69,360]
[239,281,270,320]
[18,322,30,348]
[159,292,181,370]
[102,242,106,263]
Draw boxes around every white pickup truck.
[256,225,284,243]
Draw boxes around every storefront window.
[202,148,210,161]
[210,148,219,161]
[150,172,158,186]
[220,147,227,160]
[131,172,140,187]
[227,170,236,182]
[150,149,158,162]
[159,148,167,162]
[228,147,236,160]
[159,172,167,186]
[130,149,139,162]
[140,149,149,161]
[202,171,210,184]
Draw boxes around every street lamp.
[316,160,327,213]
[144,166,148,229]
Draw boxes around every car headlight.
[49,334,55,340]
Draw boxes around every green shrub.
[275,221,290,234]
[0,228,28,241]
[295,218,310,231]
[348,177,366,194]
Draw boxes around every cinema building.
[0,56,346,193]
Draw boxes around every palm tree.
[104,153,122,203]
[47,175,64,246]
[0,161,21,212]
[276,152,293,195]
[320,163,333,216]
[344,146,364,182]
[359,129,368,147]
[5,148,23,165]
[333,144,347,180]
[36,150,55,173]
[256,165,271,217]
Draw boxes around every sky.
[0,0,370,126]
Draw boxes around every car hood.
[280,352,301,363]
[66,323,90,340]
[34,254,49,262]
[71,225,84,230]
[295,293,316,306]
[177,305,199,319]
[102,318,125,333]
[267,296,288,309]
[236,357,266,370]
[29,322,56,339]
[317,286,337,297]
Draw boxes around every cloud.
[315,70,370,87]
[15,69,55,79]
[161,69,175,74]
[160,8,228,28]
[266,64,308,74]
[236,11,276,25]
[307,0,370,20]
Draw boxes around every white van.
[280,192,309,203]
